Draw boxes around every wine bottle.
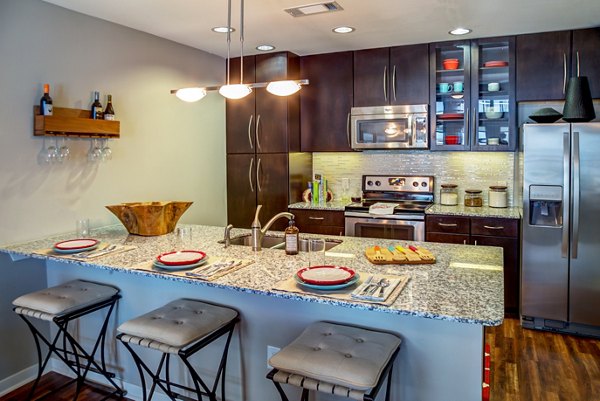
[103,94,115,120]
[40,84,53,116]
[285,219,299,255]
[91,91,103,120]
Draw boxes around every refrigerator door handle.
[562,131,570,258]
[572,131,580,259]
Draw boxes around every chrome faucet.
[223,224,233,248]
[251,205,294,251]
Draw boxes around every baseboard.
[0,365,37,397]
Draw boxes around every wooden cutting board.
[364,246,436,265]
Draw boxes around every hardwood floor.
[0,372,131,401]
[3,320,599,401]
[486,317,600,401]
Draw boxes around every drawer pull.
[483,225,504,230]
[308,216,325,220]
[438,222,458,227]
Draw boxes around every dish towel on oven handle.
[368,202,399,216]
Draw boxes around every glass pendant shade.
[266,80,302,96]
[219,84,252,99]
[175,87,207,102]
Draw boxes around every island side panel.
[46,259,484,401]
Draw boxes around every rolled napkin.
[351,274,407,302]
[368,202,398,216]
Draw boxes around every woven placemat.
[132,257,254,282]
[33,243,136,261]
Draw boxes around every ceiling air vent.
[284,1,344,17]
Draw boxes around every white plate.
[153,258,208,271]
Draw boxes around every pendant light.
[218,0,252,100]
[171,0,309,101]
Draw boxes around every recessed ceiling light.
[256,44,275,51]
[449,27,472,36]
[332,26,355,34]
[212,26,235,33]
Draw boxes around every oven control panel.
[363,175,434,193]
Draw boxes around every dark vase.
[562,76,596,122]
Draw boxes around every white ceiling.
[43,0,600,58]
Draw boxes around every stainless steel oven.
[350,105,428,150]
[344,175,434,241]
[345,213,425,241]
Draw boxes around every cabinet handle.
[309,216,325,220]
[256,157,262,192]
[392,65,397,101]
[248,157,254,192]
[483,225,504,230]
[464,108,469,144]
[463,240,467,245]
[256,114,262,151]
[383,65,388,101]
[576,51,580,77]
[474,240,478,246]
[438,222,458,227]
[247,114,254,149]
[346,113,351,148]
[563,53,567,95]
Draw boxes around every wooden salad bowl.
[106,201,192,236]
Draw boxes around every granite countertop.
[0,224,504,326]
[426,204,522,219]
[288,201,350,211]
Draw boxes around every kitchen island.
[0,225,504,401]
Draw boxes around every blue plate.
[53,244,99,254]
[153,258,208,271]
[294,273,360,291]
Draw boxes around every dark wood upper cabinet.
[572,28,600,99]
[300,51,353,152]
[389,44,429,105]
[226,52,300,154]
[354,45,429,107]
[516,31,572,101]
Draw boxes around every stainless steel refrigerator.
[522,122,600,337]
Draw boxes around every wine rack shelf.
[34,106,120,138]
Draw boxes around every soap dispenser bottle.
[285,220,299,255]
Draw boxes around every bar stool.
[267,321,401,401]
[116,298,239,401]
[12,279,125,400]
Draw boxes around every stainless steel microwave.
[350,105,428,150]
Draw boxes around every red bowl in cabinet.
[443,58,459,70]
[445,135,460,145]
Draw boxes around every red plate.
[54,239,99,250]
[438,113,464,119]
[157,250,207,266]
[483,61,508,67]
[296,265,355,285]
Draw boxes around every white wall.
[0,0,227,246]
[0,0,226,387]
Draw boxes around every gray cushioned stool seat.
[12,279,119,321]
[117,299,238,353]
[269,321,401,396]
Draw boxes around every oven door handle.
[344,212,425,221]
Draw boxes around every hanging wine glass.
[88,139,102,163]
[101,139,112,162]
[58,138,70,162]
[45,139,58,164]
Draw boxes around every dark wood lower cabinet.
[290,209,345,236]
[426,214,520,315]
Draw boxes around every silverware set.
[358,276,390,297]
[186,260,242,278]
[72,244,118,258]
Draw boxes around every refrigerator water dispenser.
[529,185,563,227]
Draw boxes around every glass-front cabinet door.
[430,41,471,150]
[470,37,516,151]
[430,37,516,151]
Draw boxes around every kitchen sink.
[225,234,342,251]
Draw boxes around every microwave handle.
[409,115,415,145]
[383,66,388,102]
[346,113,351,148]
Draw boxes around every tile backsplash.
[312,151,518,206]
